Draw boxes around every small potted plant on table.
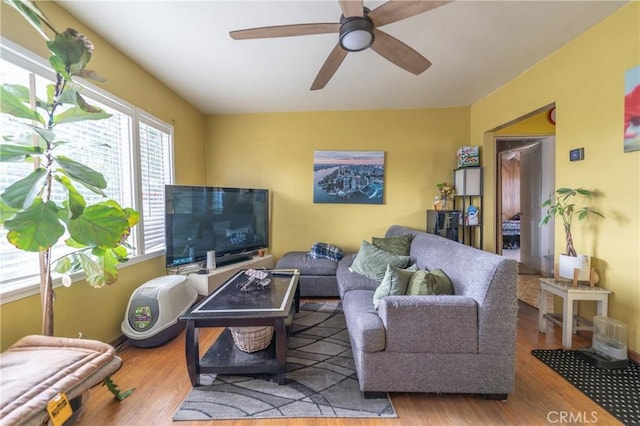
[539,187,604,283]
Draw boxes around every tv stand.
[215,253,253,268]
[186,255,273,296]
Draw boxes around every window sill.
[0,251,164,304]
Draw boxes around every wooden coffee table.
[181,269,300,386]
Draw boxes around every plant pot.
[558,254,591,281]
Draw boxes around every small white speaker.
[206,250,216,270]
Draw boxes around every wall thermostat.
[569,148,584,162]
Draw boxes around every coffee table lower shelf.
[200,327,279,375]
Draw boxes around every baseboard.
[110,334,128,351]
[629,349,640,364]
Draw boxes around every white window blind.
[0,38,174,295]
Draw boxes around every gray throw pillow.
[373,264,419,309]
[405,268,454,296]
[350,240,411,282]
[372,233,413,256]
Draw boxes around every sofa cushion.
[337,254,379,298]
[373,264,418,309]
[372,233,413,256]
[276,251,338,276]
[405,269,454,296]
[350,240,410,282]
[342,290,386,353]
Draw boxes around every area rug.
[517,274,553,312]
[532,349,640,425]
[174,302,397,420]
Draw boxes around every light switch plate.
[570,148,584,161]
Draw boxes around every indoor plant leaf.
[0,199,19,224]
[0,143,43,162]
[67,202,131,248]
[55,174,86,219]
[4,198,64,252]
[54,155,107,190]
[53,105,111,124]
[46,29,93,75]
[1,167,48,209]
[0,84,45,124]
[2,0,53,40]
[74,69,106,83]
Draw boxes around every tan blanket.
[1,335,122,426]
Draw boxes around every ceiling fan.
[229,1,452,90]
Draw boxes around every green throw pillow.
[373,264,419,310]
[405,268,454,296]
[372,233,413,256]
[350,240,411,282]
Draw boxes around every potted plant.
[1,0,139,336]
[539,187,604,280]
[435,181,455,210]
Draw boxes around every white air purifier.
[122,275,197,348]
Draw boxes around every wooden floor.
[82,301,623,426]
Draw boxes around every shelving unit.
[453,167,483,249]
[426,210,460,242]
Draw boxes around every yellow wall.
[495,110,556,135]
[0,2,206,350]
[472,2,640,351]
[206,108,470,258]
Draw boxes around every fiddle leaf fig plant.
[1,0,139,336]
[539,187,604,257]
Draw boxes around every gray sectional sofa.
[337,225,518,398]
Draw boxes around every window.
[0,38,174,299]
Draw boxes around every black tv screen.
[164,185,269,268]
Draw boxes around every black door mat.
[532,349,639,425]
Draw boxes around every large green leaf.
[56,85,79,106]
[76,252,103,287]
[0,199,19,225]
[0,85,45,124]
[0,144,43,162]
[53,106,111,124]
[93,247,119,286]
[2,0,53,40]
[54,155,107,190]
[74,69,106,83]
[1,167,48,209]
[4,198,64,252]
[74,92,107,114]
[47,29,92,75]
[48,54,72,81]
[67,203,130,248]
[55,175,86,218]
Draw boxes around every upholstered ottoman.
[276,251,340,297]
[0,335,122,426]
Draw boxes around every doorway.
[496,136,555,275]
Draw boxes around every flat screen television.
[164,185,269,269]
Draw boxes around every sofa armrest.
[378,296,478,353]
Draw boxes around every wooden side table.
[538,278,612,349]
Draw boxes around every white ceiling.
[58,1,628,115]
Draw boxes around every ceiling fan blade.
[339,0,364,18]
[371,29,431,75]
[369,1,452,27]
[311,44,348,90]
[230,23,340,40]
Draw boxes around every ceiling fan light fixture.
[339,17,374,52]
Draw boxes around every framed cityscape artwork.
[313,150,385,204]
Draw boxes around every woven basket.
[229,326,274,353]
